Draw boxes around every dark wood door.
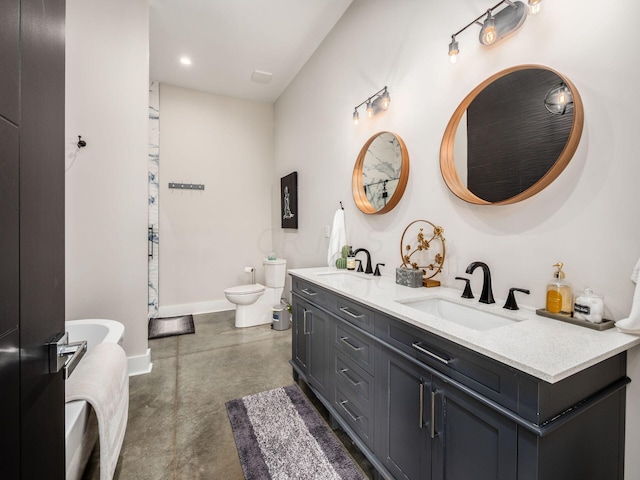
[292,297,309,375]
[307,304,330,398]
[0,0,66,478]
[431,379,517,480]
[377,349,433,480]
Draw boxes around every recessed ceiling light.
[180,57,192,65]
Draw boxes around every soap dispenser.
[546,262,573,315]
[346,246,356,271]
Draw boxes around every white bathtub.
[65,319,125,480]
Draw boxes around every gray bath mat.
[148,315,195,339]
[226,384,366,480]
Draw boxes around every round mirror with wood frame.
[440,65,584,205]
[352,131,410,214]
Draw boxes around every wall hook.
[77,135,87,148]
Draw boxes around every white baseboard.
[128,348,153,377]
[158,299,234,318]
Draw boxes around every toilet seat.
[224,283,265,295]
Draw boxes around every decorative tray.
[535,309,615,331]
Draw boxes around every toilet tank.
[264,258,287,288]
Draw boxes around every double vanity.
[289,267,640,480]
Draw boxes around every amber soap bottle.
[546,262,573,315]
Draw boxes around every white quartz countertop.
[289,267,640,383]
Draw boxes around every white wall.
[158,84,274,313]
[65,0,150,373]
[273,0,640,477]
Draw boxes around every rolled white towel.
[327,208,347,267]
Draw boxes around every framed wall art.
[281,171,298,229]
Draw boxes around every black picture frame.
[281,171,298,229]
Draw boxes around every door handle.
[47,332,87,379]
[303,309,310,334]
[431,390,438,439]
[419,382,425,429]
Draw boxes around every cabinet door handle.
[430,390,438,439]
[339,400,362,422]
[419,382,425,429]
[339,306,365,319]
[340,336,363,351]
[411,342,451,365]
[303,309,310,334]
[301,288,317,296]
[339,368,361,386]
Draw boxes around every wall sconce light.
[448,0,539,64]
[544,82,573,115]
[353,86,390,125]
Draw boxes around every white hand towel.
[66,342,129,480]
[616,256,640,334]
[327,208,347,267]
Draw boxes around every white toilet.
[224,258,287,328]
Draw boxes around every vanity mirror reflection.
[352,131,409,214]
[440,65,584,205]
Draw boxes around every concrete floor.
[82,311,374,480]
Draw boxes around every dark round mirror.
[440,65,584,205]
[352,131,409,214]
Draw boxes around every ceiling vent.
[251,70,273,84]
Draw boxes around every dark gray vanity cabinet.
[289,274,629,480]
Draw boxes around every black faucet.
[465,261,495,304]
[353,248,373,274]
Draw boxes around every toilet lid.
[225,283,265,295]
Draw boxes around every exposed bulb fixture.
[447,0,536,62]
[448,36,459,64]
[528,0,542,15]
[352,87,391,125]
[381,88,391,110]
[544,82,573,115]
[482,10,496,44]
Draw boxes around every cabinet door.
[377,349,432,480]
[291,297,309,375]
[307,305,331,399]
[431,379,517,480]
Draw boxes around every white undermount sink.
[397,297,523,331]
[316,271,373,281]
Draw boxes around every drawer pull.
[411,342,451,365]
[339,400,362,422]
[431,390,438,439]
[339,306,365,319]
[303,309,310,335]
[301,288,317,296]
[340,368,361,386]
[419,382,425,429]
[340,336,363,352]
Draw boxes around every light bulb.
[448,37,459,63]
[483,29,496,44]
[353,110,359,125]
[366,100,373,118]
[381,90,390,109]
[528,0,542,15]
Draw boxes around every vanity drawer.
[334,351,374,407]
[376,313,519,412]
[332,295,375,333]
[334,320,375,376]
[291,277,334,310]
[334,385,373,450]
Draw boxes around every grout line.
[172,337,180,480]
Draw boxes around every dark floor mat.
[148,315,195,339]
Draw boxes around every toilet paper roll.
[244,267,254,273]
